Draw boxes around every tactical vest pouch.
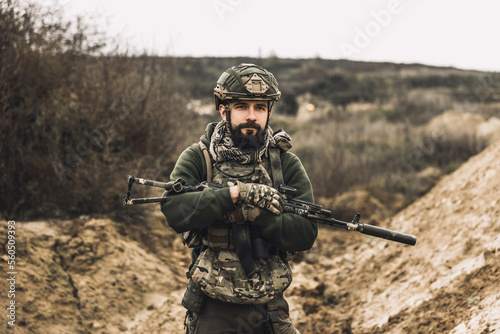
[182,230,206,248]
[190,247,292,304]
[182,278,206,314]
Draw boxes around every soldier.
[161,63,318,333]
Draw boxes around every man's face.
[220,99,271,149]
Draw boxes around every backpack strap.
[181,141,212,315]
[198,140,213,182]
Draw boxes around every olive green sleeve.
[160,144,236,233]
[250,152,318,251]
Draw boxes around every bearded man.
[161,63,318,334]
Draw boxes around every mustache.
[235,121,262,131]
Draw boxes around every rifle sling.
[232,222,260,276]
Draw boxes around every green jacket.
[161,122,318,252]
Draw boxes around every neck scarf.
[209,121,273,165]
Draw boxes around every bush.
[0,1,187,220]
[386,89,453,125]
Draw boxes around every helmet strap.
[223,102,232,132]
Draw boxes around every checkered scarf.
[209,121,273,165]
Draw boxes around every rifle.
[123,176,417,246]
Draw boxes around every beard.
[230,120,267,150]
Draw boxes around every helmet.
[214,63,281,110]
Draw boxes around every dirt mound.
[318,185,406,226]
[2,140,500,333]
[0,213,190,333]
[288,139,500,333]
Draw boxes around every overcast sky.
[59,0,500,72]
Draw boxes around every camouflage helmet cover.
[214,63,281,110]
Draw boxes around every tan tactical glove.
[236,182,284,216]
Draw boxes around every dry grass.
[280,102,490,205]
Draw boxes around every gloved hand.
[241,204,261,221]
[222,205,261,223]
[236,182,284,216]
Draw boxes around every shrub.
[0,1,187,220]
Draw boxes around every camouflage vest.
[190,145,293,304]
[201,159,273,249]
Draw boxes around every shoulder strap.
[269,146,284,189]
[198,140,212,182]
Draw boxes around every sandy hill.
[1,140,499,333]
[288,139,500,333]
